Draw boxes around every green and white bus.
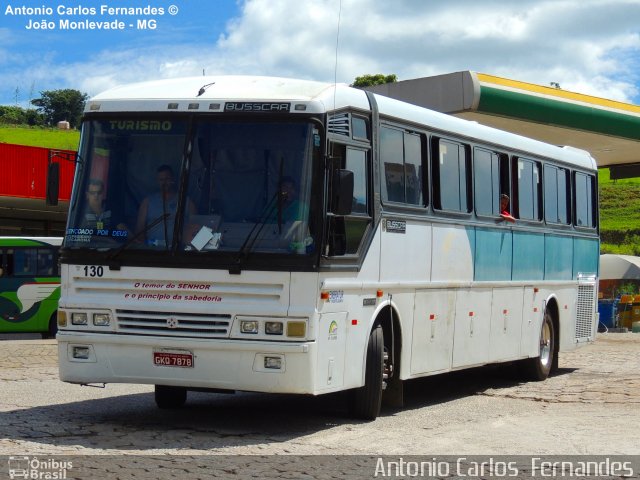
[56,76,598,420]
[0,237,62,338]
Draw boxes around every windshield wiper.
[230,159,285,274]
[230,191,281,274]
[106,213,170,268]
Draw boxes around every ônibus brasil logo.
[8,456,72,479]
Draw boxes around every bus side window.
[432,138,471,212]
[5,249,14,277]
[14,249,37,276]
[514,157,542,221]
[380,126,425,206]
[574,172,596,228]
[327,144,371,256]
[0,249,3,277]
[473,148,500,216]
[37,249,56,276]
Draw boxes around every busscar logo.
[8,457,73,479]
[225,102,290,112]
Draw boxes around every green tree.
[0,105,27,125]
[31,89,88,128]
[24,109,45,126]
[350,74,398,88]
[0,106,45,126]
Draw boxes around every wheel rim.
[540,317,552,368]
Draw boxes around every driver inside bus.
[81,179,129,233]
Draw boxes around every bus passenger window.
[5,249,14,277]
[515,158,542,221]
[404,133,423,205]
[14,249,37,276]
[432,139,470,212]
[474,148,500,216]
[381,126,424,206]
[381,127,404,202]
[575,172,596,228]
[37,249,56,276]
[544,165,570,224]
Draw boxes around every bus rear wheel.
[154,385,187,409]
[520,310,555,381]
[348,324,384,420]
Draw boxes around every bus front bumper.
[57,332,317,394]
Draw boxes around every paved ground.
[0,333,638,478]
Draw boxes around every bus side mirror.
[332,169,354,216]
[46,162,60,206]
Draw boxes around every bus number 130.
[83,265,104,277]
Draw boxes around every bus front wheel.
[154,385,187,409]
[41,313,58,339]
[520,310,555,381]
[348,324,384,420]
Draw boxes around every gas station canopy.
[367,71,640,177]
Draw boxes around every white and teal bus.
[56,76,598,419]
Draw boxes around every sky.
[2,0,640,107]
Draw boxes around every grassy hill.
[0,125,80,150]
[0,125,635,253]
[598,169,640,255]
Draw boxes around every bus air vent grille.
[115,309,232,338]
[575,284,595,340]
[328,113,350,137]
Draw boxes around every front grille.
[576,284,596,340]
[116,310,232,338]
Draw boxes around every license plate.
[153,350,194,368]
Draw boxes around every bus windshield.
[65,117,321,258]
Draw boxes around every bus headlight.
[240,320,259,334]
[233,316,308,339]
[265,321,284,335]
[93,313,111,326]
[57,311,67,327]
[71,313,88,325]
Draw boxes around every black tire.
[348,325,384,420]
[154,385,187,409]
[41,313,58,339]
[520,310,555,381]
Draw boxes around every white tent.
[599,254,640,280]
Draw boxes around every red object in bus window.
[500,211,516,223]
[90,148,110,195]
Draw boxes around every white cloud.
[3,0,640,104]
[206,0,640,102]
